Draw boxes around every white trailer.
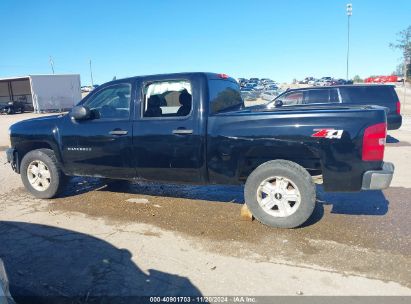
[0,74,81,113]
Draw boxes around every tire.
[244,160,316,228]
[20,149,67,199]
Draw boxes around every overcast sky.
[1,0,410,84]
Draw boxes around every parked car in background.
[249,78,259,83]
[307,79,317,85]
[254,85,265,91]
[321,77,333,82]
[240,88,258,101]
[267,85,402,129]
[265,84,278,90]
[339,79,348,85]
[1,100,25,115]
[314,79,327,86]
[299,77,314,84]
[237,78,248,87]
[81,86,92,93]
[245,82,258,89]
[264,80,277,86]
[81,85,99,93]
[330,79,352,85]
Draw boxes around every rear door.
[132,75,206,183]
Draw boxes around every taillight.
[217,73,229,79]
[396,101,401,114]
[362,122,387,161]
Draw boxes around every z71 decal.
[311,129,344,139]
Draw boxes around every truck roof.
[102,72,238,86]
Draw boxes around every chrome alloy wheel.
[27,160,51,192]
[256,176,301,217]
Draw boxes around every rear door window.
[143,80,192,118]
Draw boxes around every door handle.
[109,130,128,136]
[172,129,193,135]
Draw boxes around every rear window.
[340,86,397,104]
[209,80,244,114]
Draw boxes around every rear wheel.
[245,160,316,228]
[20,149,67,199]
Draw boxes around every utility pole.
[346,3,352,81]
[49,56,55,74]
[404,57,408,111]
[89,59,94,86]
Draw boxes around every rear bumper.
[5,148,19,173]
[387,115,402,130]
[361,162,394,190]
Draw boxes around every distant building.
[0,74,81,113]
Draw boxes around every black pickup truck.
[6,72,394,228]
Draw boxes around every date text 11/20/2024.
[149,296,256,303]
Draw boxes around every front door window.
[83,83,131,120]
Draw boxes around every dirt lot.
[0,106,411,300]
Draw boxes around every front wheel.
[20,149,67,199]
[244,160,316,228]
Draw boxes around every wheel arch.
[238,144,322,182]
[15,141,62,173]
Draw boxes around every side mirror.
[274,100,283,108]
[70,105,91,120]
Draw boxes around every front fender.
[9,115,65,172]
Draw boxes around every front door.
[60,82,135,179]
